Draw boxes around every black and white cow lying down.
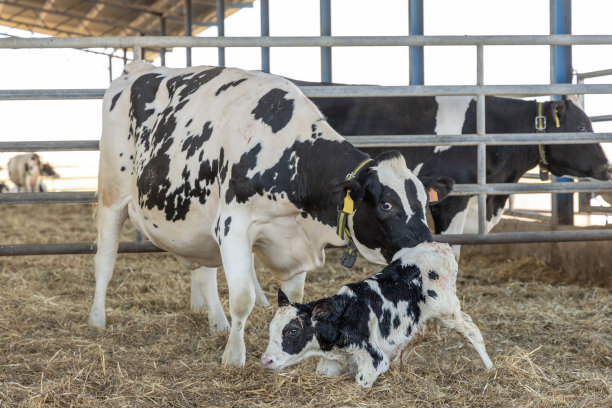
[7,153,59,192]
[293,80,612,257]
[89,61,453,366]
[262,242,493,387]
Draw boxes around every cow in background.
[292,80,611,257]
[7,153,59,192]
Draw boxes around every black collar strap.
[536,102,550,181]
[336,158,374,269]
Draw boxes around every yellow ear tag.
[554,109,560,128]
[428,189,439,202]
[342,190,354,214]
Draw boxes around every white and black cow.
[292,80,612,256]
[89,61,453,366]
[7,153,59,192]
[262,242,493,387]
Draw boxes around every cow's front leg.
[249,254,269,307]
[280,271,306,303]
[190,267,230,334]
[218,214,255,367]
[316,357,347,377]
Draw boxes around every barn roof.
[0,0,254,57]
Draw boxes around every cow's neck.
[293,134,370,232]
[486,97,546,183]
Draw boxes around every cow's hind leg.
[190,267,230,334]
[249,254,269,307]
[88,204,127,328]
[218,213,256,367]
[438,310,493,369]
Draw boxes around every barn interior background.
[0,0,611,406]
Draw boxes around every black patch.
[129,73,166,134]
[110,91,123,111]
[119,152,123,157]
[153,224,158,228]
[166,66,225,102]
[182,121,213,160]
[251,88,295,133]
[224,217,232,236]
[129,155,133,160]
[120,166,126,172]
[428,270,439,280]
[281,310,315,355]
[215,78,248,96]
[393,315,401,329]
[380,309,392,338]
[185,118,193,127]
[427,290,437,299]
[214,217,221,245]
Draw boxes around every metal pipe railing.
[4,83,612,100]
[3,34,612,49]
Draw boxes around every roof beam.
[35,0,59,27]
[0,0,154,36]
[74,2,106,34]
[0,17,92,37]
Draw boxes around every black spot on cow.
[166,66,225,102]
[110,91,123,111]
[129,73,166,131]
[153,224,158,228]
[224,217,232,236]
[393,315,401,329]
[380,309,392,338]
[427,290,437,299]
[120,166,126,172]
[119,152,123,157]
[215,78,248,96]
[182,121,213,160]
[428,270,439,280]
[130,155,133,160]
[185,118,193,127]
[251,88,294,133]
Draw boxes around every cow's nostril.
[261,355,274,368]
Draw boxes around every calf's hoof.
[221,346,246,367]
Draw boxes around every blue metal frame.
[552,0,574,225]
[409,0,424,85]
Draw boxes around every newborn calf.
[262,242,493,387]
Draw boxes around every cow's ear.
[311,299,332,322]
[420,176,454,205]
[278,290,291,307]
[552,98,568,121]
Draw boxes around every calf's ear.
[420,176,454,205]
[312,299,332,322]
[277,290,291,307]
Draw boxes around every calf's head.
[345,151,453,264]
[546,96,611,180]
[262,290,333,370]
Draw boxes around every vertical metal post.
[260,0,270,72]
[133,46,142,61]
[160,15,167,67]
[108,55,113,83]
[320,0,332,83]
[409,0,424,85]
[123,48,127,66]
[551,0,574,225]
[184,0,192,67]
[476,44,487,235]
[217,0,225,67]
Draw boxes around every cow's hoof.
[221,348,246,367]
[209,321,230,335]
[87,313,106,329]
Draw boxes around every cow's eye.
[289,328,298,337]
[381,202,393,211]
[577,124,587,132]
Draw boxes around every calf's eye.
[289,328,298,337]
[381,202,393,211]
[577,125,586,132]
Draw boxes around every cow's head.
[545,96,611,180]
[261,290,332,371]
[41,162,60,178]
[344,151,454,264]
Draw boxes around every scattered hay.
[1,204,611,407]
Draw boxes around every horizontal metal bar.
[345,132,612,146]
[0,192,96,204]
[576,68,612,80]
[0,242,163,256]
[453,181,612,196]
[3,34,612,50]
[505,209,552,222]
[4,83,612,101]
[2,229,611,256]
[590,114,612,123]
[436,229,612,244]
[2,180,610,204]
[0,140,99,151]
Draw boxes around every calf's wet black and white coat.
[89,61,453,367]
[262,242,493,387]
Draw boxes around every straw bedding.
[1,203,610,407]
